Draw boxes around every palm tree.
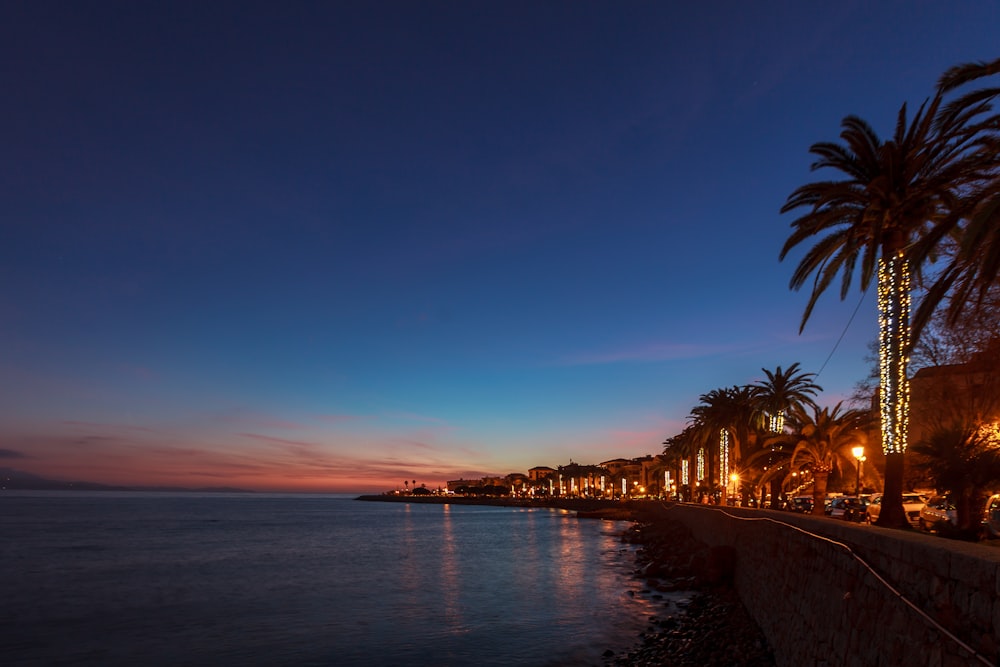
[690,385,757,502]
[765,403,872,516]
[912,57,1000,339]
[663,424,699,501]
[910,425,1000,536]
[746,364,823,506]
[780,84,985,527]
[752,363,823,432]
[749,363,823,507]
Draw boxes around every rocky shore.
[603,506,775,666]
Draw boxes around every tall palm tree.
[912,57,1000,339]
[751,363,823,432]
[662,424,699,500]
[780,86,984,527]
[766,403,872,516]
[748,364,823,507]
[690,385,757,501]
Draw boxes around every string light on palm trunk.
[769,412,784,433]
[720,429,729,483]
[878,252,911,454]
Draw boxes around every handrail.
[653,502,992,666]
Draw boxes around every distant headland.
[0,468,253,494]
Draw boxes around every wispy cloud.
[559,341,744,366]
[383,412,453,427]
[388,439,438,451]
[61,421,160,434]
[315,414,368,425]
[0,448,25,459]
[213,410,305,431]
[73,435,120,446]
[237,432,327,462]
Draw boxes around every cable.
[652,502,992,666]
[817,289,869,378]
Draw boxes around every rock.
[604,507,775,666]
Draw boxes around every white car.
[984,494,1000,538]
[866,493,927,527]
[919,495,957,531]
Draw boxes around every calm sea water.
[0,492,668,666]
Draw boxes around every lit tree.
[751,363,822,433]
[689,385,757,502]
[764,403,873,516]
[750,363,823,507]
[780,79,987,527]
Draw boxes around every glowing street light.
[729,472,739,504]
[852,446,866,496]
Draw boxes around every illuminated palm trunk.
[811,467,830,516]
[876,249,911,527]
[878,250,910,455]
[719,429,729,503]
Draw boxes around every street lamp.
[729,472,739,505]
[852,446,866,496]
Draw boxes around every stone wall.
[662,504,1000,667]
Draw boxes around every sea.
[0,492,678,666]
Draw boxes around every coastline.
[609,503,775,666]
[357,496,774,665]
[354,493,633,516]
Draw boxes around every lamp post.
[729,473,739,506]
[852,446,866,496]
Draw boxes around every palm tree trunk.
[876,453,908,527]
[812,471,829,516]
[875,245,912,528]
[770,477,783,509]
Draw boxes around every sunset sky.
[3,2,998,492]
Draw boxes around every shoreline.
[355,493,633,514]
[607,503,775,666]
[357,495,774,665]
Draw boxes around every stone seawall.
[652,504,1000,667]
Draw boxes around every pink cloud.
[61,421,161,434]
[235,433,349,466]
[213,410,305,430]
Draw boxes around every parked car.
[789,495,813,513]
[828,496,869,522]
[865,493,927,527]
[919,495,957,531]
[983,494,1000,539]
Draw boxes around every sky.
[2,1,998,493]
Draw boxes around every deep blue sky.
[2,1,998,491]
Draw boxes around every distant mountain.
[0,468,253,493]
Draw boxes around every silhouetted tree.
[763,403,873,516]
[912,57,1000,339]
[780,78,986,527]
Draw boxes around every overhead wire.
[816,289,869,378]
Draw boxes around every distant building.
[446,478,480,493]
[909,344,1000,447]
[528,466,556,481]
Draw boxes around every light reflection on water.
[1,493,668,666]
